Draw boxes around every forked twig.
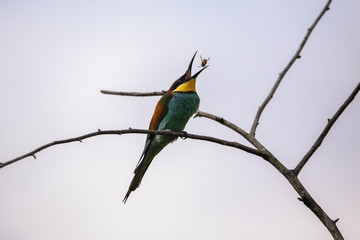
[249,0,333,137]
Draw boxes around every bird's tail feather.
[123,143,163,203]
[123,159,152,203]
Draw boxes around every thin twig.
[293,81,360,176]
[100,90,165,96]
[1,128,263,169]
[249,0,332,137]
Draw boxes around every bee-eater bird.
[123,52,207,203]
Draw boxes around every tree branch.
[293,81,360,176]
[249,0,332,137]
[100,90,165,96]
[194,110,251,141]
[0,128,263,170]
[264,154,344,240]
[195,110,344,240]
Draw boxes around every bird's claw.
[180,131,188,139]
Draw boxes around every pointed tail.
[123,161,151,203]
[123,142,164,203]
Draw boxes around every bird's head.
[169,51,207,93]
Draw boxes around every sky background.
[1,0,359,239]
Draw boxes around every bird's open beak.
[169,51,206,91]
[184,51,207,81]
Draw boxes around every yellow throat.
[174,78,196,92]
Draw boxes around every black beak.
[191,65,208,80]
[184,51,197,82]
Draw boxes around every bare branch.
[195,110,251,141]
[265,153,344,240]
[194,109,344,239]
[293,81,360,176]
[1,128,263,170]
[250,0,332,137]
[100,90,165,96]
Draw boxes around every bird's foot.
[180,131,188,139]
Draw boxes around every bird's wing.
[149,91,173,131]
[134,91,173,172]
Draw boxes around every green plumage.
[123,52,206,203]
[123,92,199,202]
[158,92,199,133]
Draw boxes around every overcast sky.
[1,0,359,239]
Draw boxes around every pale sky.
[1,0,359,239]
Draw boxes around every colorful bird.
[123,52,207,203]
